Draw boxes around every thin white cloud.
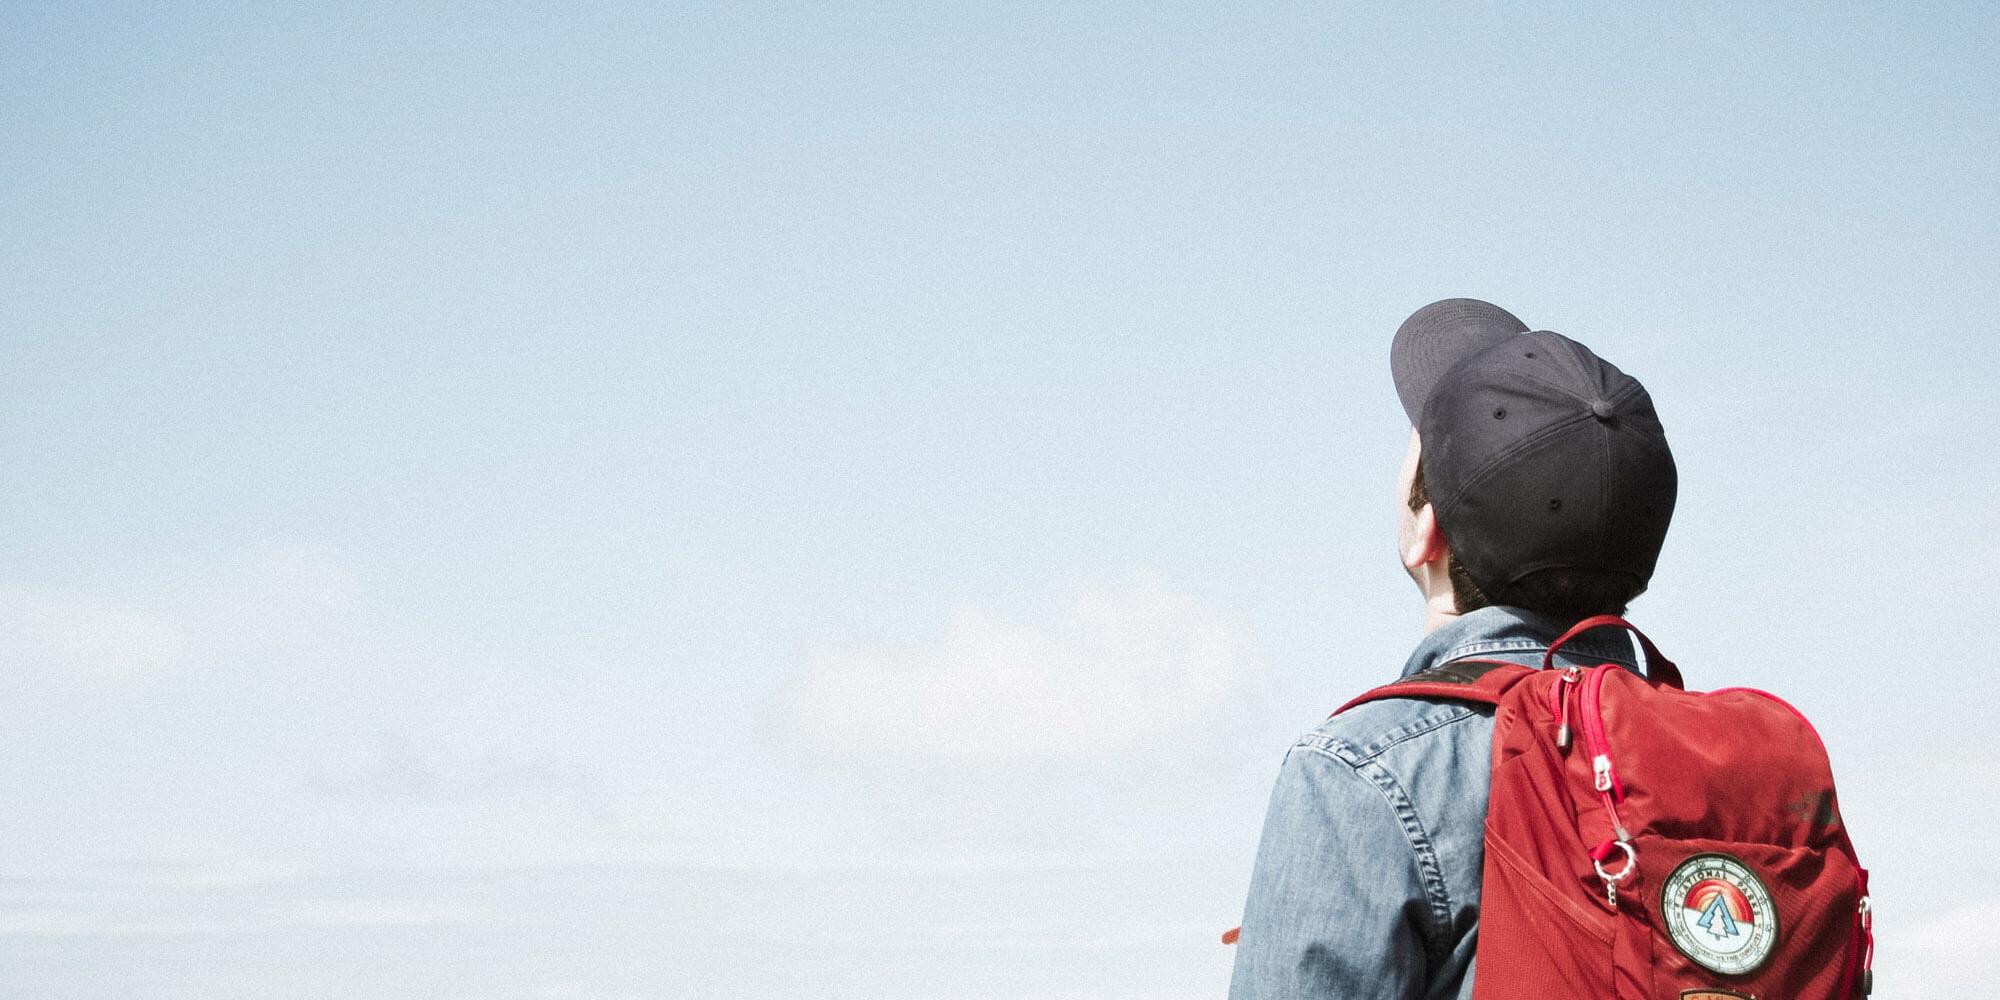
[0,908,98,936]
[534,984,652,1000]
[0,588,188,681]
[764,575,1268,854]
[304,731,600,809]
[187,542,363,650]
[0,543,362,685]
[0,908,237,937]
[0,894,504,938]
[304,732,443,799]
[275,895,504,930]
[776,574,1263,766]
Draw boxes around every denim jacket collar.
[1399,605,1642,679]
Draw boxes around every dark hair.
[1408,463,1643,621]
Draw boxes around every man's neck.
[1422,592,1460,634]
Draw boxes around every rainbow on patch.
[1683,878,1755,925]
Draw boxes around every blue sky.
[3,3,1996,997]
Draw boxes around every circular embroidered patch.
[1660,853,1779,976]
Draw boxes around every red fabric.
[1542,614,1684,689]
[1333,658,1536,714]
[1337,618,1870,999]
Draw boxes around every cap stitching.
[1429,359,1577,407]
[1424,359,1635,430]
[1433,410,1597,512]
[1595,406,1611,563]
[1425,359,1651,511]
[1551,332,1597,383]
[1478,364,1642,409]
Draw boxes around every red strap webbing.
[1542,614,1684,689]
[1236,658,1536,950]
[1334,658,1537,715]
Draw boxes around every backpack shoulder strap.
[1226,659,1538,952]
[1334,658,1538,715]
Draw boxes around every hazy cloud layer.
[0,861,1243,1000]
[305,731,600,809]
[768,576,1269,852]
[777,575,1264,767]
[0,543,361,685]
[0,588,188,681]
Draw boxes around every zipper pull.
[1593,754,1614,792]
[1555,665,1581,749]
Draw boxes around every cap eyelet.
[1493,408,1507,419]
[1548,498,1563,512]
[1524,352,1536,358]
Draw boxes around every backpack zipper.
[1566,663,1635,906]
[1580,664,1626,806]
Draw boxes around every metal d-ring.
[1593,840,1637,882]
[1593,840,1637,907]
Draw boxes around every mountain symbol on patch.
[1681,878,1756,948]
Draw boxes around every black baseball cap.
[1404,327,1677,599]
[1391,298,1531,425]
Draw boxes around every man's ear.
[1403,502,1449,571]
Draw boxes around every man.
[1227,299,1677,998]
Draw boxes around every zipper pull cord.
[1553,665,1581,749]
[1579,662,1636,908]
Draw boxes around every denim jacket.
[1227,606,1644,999]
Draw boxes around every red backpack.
[1226,616,1874,999]
[1344,616,1872,1000]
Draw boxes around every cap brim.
[1391,298,1529,424]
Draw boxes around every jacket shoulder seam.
[1293,738,1462,960]
[1311,700,1485,765]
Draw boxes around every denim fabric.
[1228,606,1645,1000]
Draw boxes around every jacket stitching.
[1313,704,1481,765]
[1437,642,1635,669]
[1336,747,1455,962]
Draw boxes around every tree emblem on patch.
[1660,853,1779,976]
